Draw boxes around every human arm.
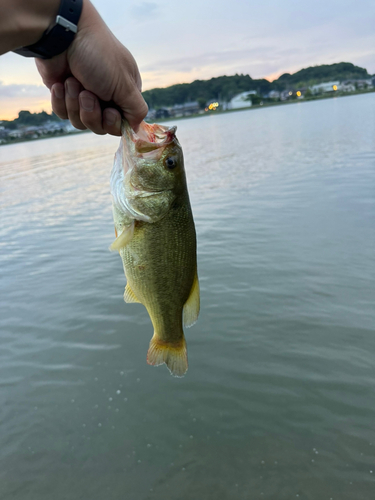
[0,0,148,135]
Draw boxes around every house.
[341,81,356,92]
[310,81,341,94]
[171,101,200,117]
[8,129,23,139]
[267,90,281,99]
[155,108,170,119]
[227,91,256,109]
[352,79,373,90]
[280,90,293,101]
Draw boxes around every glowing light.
[289,91,293,96]
[296,91,301,97]
[207,102,219,111]
[333,85,338,91]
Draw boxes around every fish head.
[119,120,187,195]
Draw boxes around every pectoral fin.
[183,269,200,328]
[109,221,134,251]
[124,283,142,304]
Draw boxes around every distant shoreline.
[157,88,375,124]
[1,88,374,147]
[0,128,90,147]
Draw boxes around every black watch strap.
[13,0,83,59]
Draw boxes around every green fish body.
[110,121,199,376]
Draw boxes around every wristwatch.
[13,0,83,59]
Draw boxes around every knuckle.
[139,101,149,120]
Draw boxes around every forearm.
[0,0,60,55]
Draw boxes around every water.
[1,94,374,499]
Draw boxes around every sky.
[1,0,375,120]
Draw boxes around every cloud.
[0,82,51,120]
[129,2,159,21]
[142,46,275,75]
[140,44,322,89]
[0,81,49,99]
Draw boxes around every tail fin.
[147,334,188,377]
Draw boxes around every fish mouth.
[122,120,178,158]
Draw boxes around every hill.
[1,110,60,129]
[142,62,372,109]
[272,62,371,89]
[142,74,272,110]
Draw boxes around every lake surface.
[0,94,374,500]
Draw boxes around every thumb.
[35,55,70,89]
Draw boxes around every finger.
[103,108,122,136]
[79,91,106,135]
[120,88,148,132]
[51,83,68,120]
[35,54,69,89]
[65,77,86,130]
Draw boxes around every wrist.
[12,0,83,59]
[70,0,104,43]
[1,0,60,54]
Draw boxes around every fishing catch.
[110,120,199,377]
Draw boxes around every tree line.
[142,62,371,109]
[1,62,372,126]
[1,110,60,129]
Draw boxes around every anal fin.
[183,269,200,328]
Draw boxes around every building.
[7,129,23,139]
[170,101,200,117]
[341,81,356,92]
[351,79,373,90]
[310,81,341,94]
[280,90,293,101]
[227,91,256,109]
[155,108,170,119]
[267,90,281,99]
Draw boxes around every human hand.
[35,0,148,135]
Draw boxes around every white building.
[310,81,341,94]
[341,81,356,92]
[268,90,281,99]
[228,91,256,109]
[353,79,373,90]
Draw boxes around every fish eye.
[165,157,176,169]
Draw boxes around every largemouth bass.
[110,120,199,377]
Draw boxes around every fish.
[110,120,199,377]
